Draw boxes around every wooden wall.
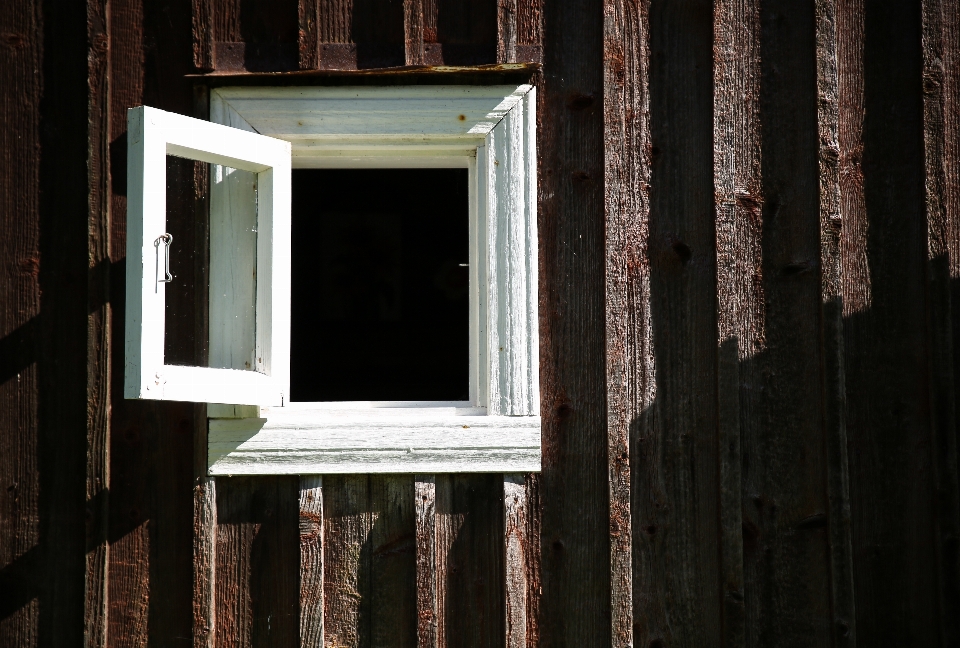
[1,0,959,646]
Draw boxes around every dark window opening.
[290,168,470,401]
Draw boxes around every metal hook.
[155,233,173,292]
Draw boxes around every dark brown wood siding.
[1,0,959,646]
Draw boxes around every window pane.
[290,168,469,401]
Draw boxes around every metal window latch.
[155,233,173,292]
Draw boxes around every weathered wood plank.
[814,0,858,643]
[86,0,111,640]
[497,0,516,64]
[370,477,416,647]
[504,475,527,648]
[104,0,150,644]
[515,0,541,63]
[415,476,437,648]
[323,476,367,648]
[638,0,721,644]
[34,0,96,642]
[404,0,424,65]
[602,0,651,642]
[216,477,300,647]
[193,0,215,70]
[521,473,541,648]
[835,0,870,638]
[194,478,217,648]
[921,0,960,641]
[712,0,758,639]
[299,476,324,648]
[844,0,941,643]
[323,476,416,648]
[435,475,504,648]
[0,0,42,643]
[837,0,869,317]
[537,0,609,643]
[86,31,109,648]
[743,0,835,643]
[299,0,320,69]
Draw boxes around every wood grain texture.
[537,0,609,643]
[216,476,300,647]
[496,0,516,64]
[837,0,870,318]
[921,0,960,641]
[602,0,650,643]
[521,474,540,648]
[0,0,42,642]
[844,0,940,644]
[300,476,324,648]
[712,0,758,640]
[435,474,504,648]
[403,0,424,65]
[639,0,721,644]
[86,0,112,641]
[415,477,438,648]
[9,1,960,647]
[323,475,416,648]
[515,0,541,63]
[815,0,858,643]
[415,476,437,648]
[503,475,527,648]
[193,0,215,70]
[195,478,218,648]
[299,0,320,69]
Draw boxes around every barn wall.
[1,0,959,646]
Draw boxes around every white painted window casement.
[125,85,540,475]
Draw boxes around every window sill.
[207,403,541,475]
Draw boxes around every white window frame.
[126,86,540,474]
[124,106,292,406]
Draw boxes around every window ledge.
[208,405,541,475]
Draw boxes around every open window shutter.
[124,106,291,406]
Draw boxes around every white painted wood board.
[124,105,291,406]
[213,86,531,155]
[208,407,541,474]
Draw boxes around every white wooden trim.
[202,86,541,473]
[485,87,538,415]
[208,407,541,474]
[213,85,530,154]
[124,106,292,406]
